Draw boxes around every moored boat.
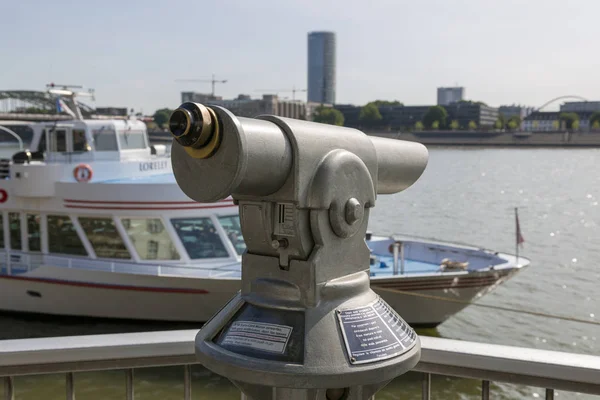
[0,109,529,327]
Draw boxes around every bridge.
[0,90,95,121]
[536,95,590,112]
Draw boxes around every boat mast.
[47,83,95,121]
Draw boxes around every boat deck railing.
[0,252,241,279]
[1,330,599,399]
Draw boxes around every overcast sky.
[1,0,597,113]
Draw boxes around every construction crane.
[254,86,307,101]
[175,74,227,97]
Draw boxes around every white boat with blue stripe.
[0,116,529,327]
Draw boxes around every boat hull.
[0,266,519,327]
[372,268,518,327]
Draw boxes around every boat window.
[92,128,119,151]
[79,217,130,259]
[218,215,246,255]
[8,212,21,250]
[27,214,41,252]
[121,218,180,260]
[49,129,67,152]
[47,215,87,256]
[72,130,90,152]
[0,214,3,248]
[118,130,146,150]
[0,125,34,145]
[171,217,228,259]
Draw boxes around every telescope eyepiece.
[169,102,221,159]
[169,108,192,139]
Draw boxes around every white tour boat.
[0,111,529,328]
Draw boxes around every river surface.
[2,147,600,399]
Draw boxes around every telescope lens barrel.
[168,102,216,151]
[169,109,191,138]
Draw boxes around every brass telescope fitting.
[168,102,221,159]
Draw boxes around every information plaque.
[337,297,417,364]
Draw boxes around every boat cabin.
[0,118,248,277]
[27,119,152,162]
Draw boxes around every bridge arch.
[536,95,589,111]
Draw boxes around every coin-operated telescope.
[169,103,428,400]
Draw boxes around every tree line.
[151,106,600,132]
[314,101,504,130]
[314,102,600,132]
[557,112,600,130]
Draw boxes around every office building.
[445,103,498,128]
[498,105,534,120]
[335,102,498,130]
[522,112,561,131]
[437,87,464,106]
[560,101,600,113]
[181,92,222,103]
[180,93,306,120]
[307,31,336,104]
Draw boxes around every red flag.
[516,208,525,246]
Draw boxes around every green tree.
[370,100,403,107]
[590,111,600,126]
[415,121,424,131]
[572,120,580,130]
[16,107,52,114]
[450,120,459,130]
[313,107,344,126]
[468,121,477,130]
[592,120,600,130]
[552,120,560,130]
[559,112,579,129]
[153,108,174,128]
[507,116,521,130]
[423,106,448,129]
[494,119,503,129]
[457,100,488,107]
[432,121,440,129]
[497,113,506,127]
[359,103,383,124]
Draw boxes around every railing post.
[422,372,431,400]
[4,377,14,400]
[125,369,134,400]
[184,364,192,400]
[481,380,490,400]
[399,241,405,275]
[546,388,555,400]
[393,242,399,275]
[66,372,75,400]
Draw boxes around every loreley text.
[139,160,169,171]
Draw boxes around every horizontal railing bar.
[0,330,198,376]
[414,337,600,395]
[0,330,598,395]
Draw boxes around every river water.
[2,147,600,399]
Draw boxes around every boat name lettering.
[139,160,169,171]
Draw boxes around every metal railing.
[1,330,599,399]
[0,252,241,279]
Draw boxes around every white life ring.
[74,164,93,183]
